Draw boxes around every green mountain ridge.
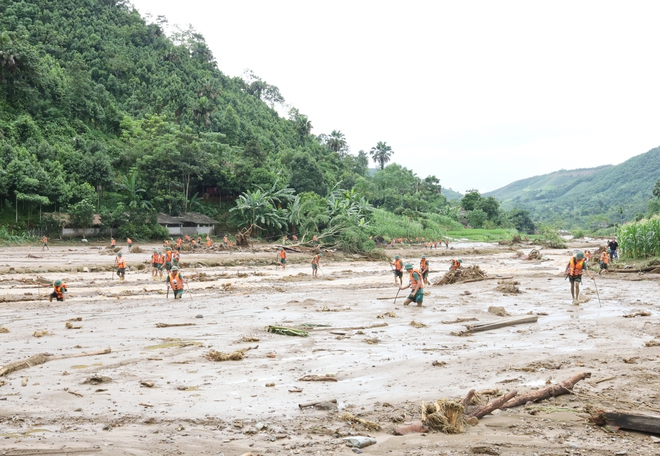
[484,147,660,228]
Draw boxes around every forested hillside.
[0,0,457,242]
[485,147,660,229]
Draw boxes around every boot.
[49,296,53,302]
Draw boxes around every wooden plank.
[601,411,660,434]
[458,316,538,336]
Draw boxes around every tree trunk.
[467,391,518,419]
[501,372,591,409]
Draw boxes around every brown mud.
[0,239,659,455]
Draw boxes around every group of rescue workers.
[41,233,620,308]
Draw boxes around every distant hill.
[484,147,660,228]
[442,187,463,201]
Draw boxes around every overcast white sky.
[130,0,660,194]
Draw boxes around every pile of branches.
[434,266,486,285]
[524,249,542,260]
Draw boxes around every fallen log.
[609,266,658,273]
[590,410,660,434]
[2,448,102,455]
[155,322,196,328]
[501,372,590,409]
[298,375,338,382]
[0,348,112,377]
[311,323,388,332]
[458,276,513,285]
[299,399,337,409]
[456,316,538,336]
[467,390,517,419]
[460,389,475,408]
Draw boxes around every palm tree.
[369,141,393,170]
[326,130,348,155]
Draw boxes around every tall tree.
[326,130,348,155]
[369,141,393,170]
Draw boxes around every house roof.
[157,212,219,225]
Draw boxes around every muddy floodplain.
[0,240,659,455]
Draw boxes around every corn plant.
[618,216,660,258]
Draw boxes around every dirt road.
[1,240,659,455]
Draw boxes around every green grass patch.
[446,228,518,242]
[367,209,463,241]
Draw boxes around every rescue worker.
[420,255,430,285]
[223,235,228,246]
[157,251,165,277]
[391,255,403,285]
[400,263,424,307]
[164,247,173,272]
[599,249,610,275]
[115,252,126,280]
[312,235,318,245]
[184,234,191,243]
[151,249,160,277]
[48,279,67,302]
[585,250,593,263]
[277,247,286,270]
[445,239,449,249]
[166,266,185,299]
[292,234,298,242]
[206,236,213,247]
[192,238,198,249]
[311,253,322,277]
[111,238,116,248]
[451,258,462,271]
[565,251,594,305]
[176,237,182,251]
[163,239,170,248]
[127,237,133,251]
[172,249,180,267]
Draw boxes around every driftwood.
[1,448,102,455]
[501,372,590,409]
[467,390,518,419]
[155,322,196,328]
[590,410,660,434]
[0,348,112,377]
[298,375,338,382]
[609,266,659,273]
[460,389,475,408]
[456,316,538,336]
[299,398,337,409]
[459,275,513,285]
[311,322,388,332]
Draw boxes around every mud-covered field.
[0,239,659,455]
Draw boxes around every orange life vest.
[409,269,424,289]
[166,250,173,262]
[451,260,460,270]
[116,257,126,269]
[127,238,132,244]
[177,238,182,247]
[311,255,320,266]
[42,236,47,243]
[567,257,585,276]
[420,258,428,271]
[158,254,165,265]
[111,239,116,246]
[168,271,183,290]
[599,252,609,264]
[173,251,179,261]
[151,252,159,263]
[279,250,286,259]
[53,283,66,299]
[394,259,403,271]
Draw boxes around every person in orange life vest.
[228,240,233,247]
[565,251,594,304]
[197,236,202,245]
[312,235,318,245]
[157,251,165,277]
[111,238,116,248]
[585,250,593,262]
[282,234,288,245]
[166,266,186,299]
[115,252,126,280]
[164,247,173,271]
[176,237,182,250]
[172,249,180,266]
[292,234,298,242]
[400,263,424,307]
[445,239,449,249]
[391,255,404,285]
[127,238,133,251]
[311,253,322,277]
[277,247,286,270]
[420,255,430,285]
[163,239,170,248]
[223,235,228,246]
[450,258,462,271]
[192,239,198,248]
[151,250,160,277]
[598,249,610,275]
[47,279,67,302]
[184,234,191,243]
[206,236,213,247]
[42,236,49,251]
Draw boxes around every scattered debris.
[298,375,337,382]
[590,410,660,435]
[155,322,196,328]
[495,280,521,294]
[0,348,112,378]
[363,337,380,344]
[241,335,260,342]
[299,399,338,410]
[65,322,82,329]
[410,320,427,328]
[500,372,591,409]
[623,311,651,318]
[377,311,397,319]
[343,436,377,448]
[205,346,257,361]
[525,249,542,260]
[82,376,112,385]
[432,360,446,367]
[645,339,660,347]
[266,326,309,337]
[340,412,381,430]
[33,330,51,337]
[441,318,478,325]
[67,390,83,397]
[434,266,487,285]
[393,422,429,435]
[0,327,8,333]
[140,381,155,388]
[487,306,510,317]
[422,399,465,433]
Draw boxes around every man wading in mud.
[565,251,594,305]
